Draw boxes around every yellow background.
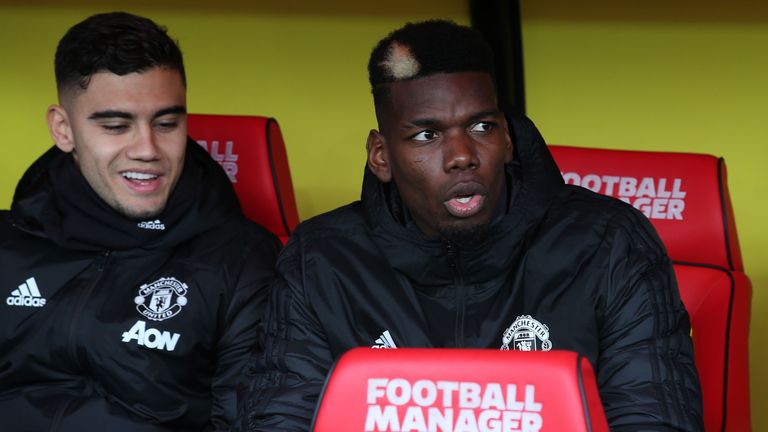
[0,0,764,428]
[521,2,767,429]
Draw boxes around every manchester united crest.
[134,277,188,321]
[500,315,552,352]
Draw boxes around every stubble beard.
[439,221,492,248]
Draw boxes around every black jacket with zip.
[237,117,703,431]
[0,140,280,431]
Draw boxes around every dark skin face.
[367,71,513,237]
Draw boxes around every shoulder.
[236,218,282,263]
[0,210,11,233]
[281,201,367,252]
[544,185,668,262]
[176,215,281,275]
[0,210,32,246]
[0,210,14,247]
[274,201,372,276]
[536,186,678,323]
[296,201,367,238]
[557,185,664,242]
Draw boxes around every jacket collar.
[9,138,242,252]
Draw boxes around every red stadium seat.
[312,348,608,432]
[188,114,299,243]
[550,145,752,432]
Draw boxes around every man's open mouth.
[121,170,162,192]
[444,193,485,218]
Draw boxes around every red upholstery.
[550,145,752,432]
[550,146,742,270]
[675,267,752,432]
[313,348,608,432]
[188,114,299,243]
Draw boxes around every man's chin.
[113,201,166,221]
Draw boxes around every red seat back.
[674,266,751,432]
[312,348,608,432]
[550,145,742,270]
[550,145,752,431]
[188,114,299,243]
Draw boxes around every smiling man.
[0,12,279,431]
[237,20,702,431]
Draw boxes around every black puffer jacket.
[237,117,703,431]
[0,140,280,431]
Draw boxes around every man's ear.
[47,104,75,153]
[366,129,392,182]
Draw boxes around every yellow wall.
[0,0,468,218]
[1,0,765,428]
[521,1,768,428]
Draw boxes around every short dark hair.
[368,20,495,107]
[55,12,186,94]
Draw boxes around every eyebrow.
[154,105,187,118]
[467,110,503,123]
[87,105,186,121]
[88,110,132,120]
[404,118,441,129]
[403,110,502,129]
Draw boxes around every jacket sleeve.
[597,211,703,431]
[210,228,281,431]
[235,241,334,431]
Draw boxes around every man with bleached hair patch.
[237,20,703,431]
[0,12,280,431]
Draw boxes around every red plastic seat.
[188,114,299,243]
[312,348,608,432]
[550,145,752,432]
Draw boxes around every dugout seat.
[312,348,608,432]
[549,145,752,432]
[188,114,299,243]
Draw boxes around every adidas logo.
[137,219,165,230]
[372,330,397,349]
[6,277,46,307]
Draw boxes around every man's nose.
[443,131,479,171]
[127,124,160,161]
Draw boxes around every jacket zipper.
[446,242,466,348]
[50,250,111,432]
[67,250,111,362]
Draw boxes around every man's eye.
[470,122,493,133]
[102,124,128,133]
[154,121,179,132]
[412,130,436,142]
